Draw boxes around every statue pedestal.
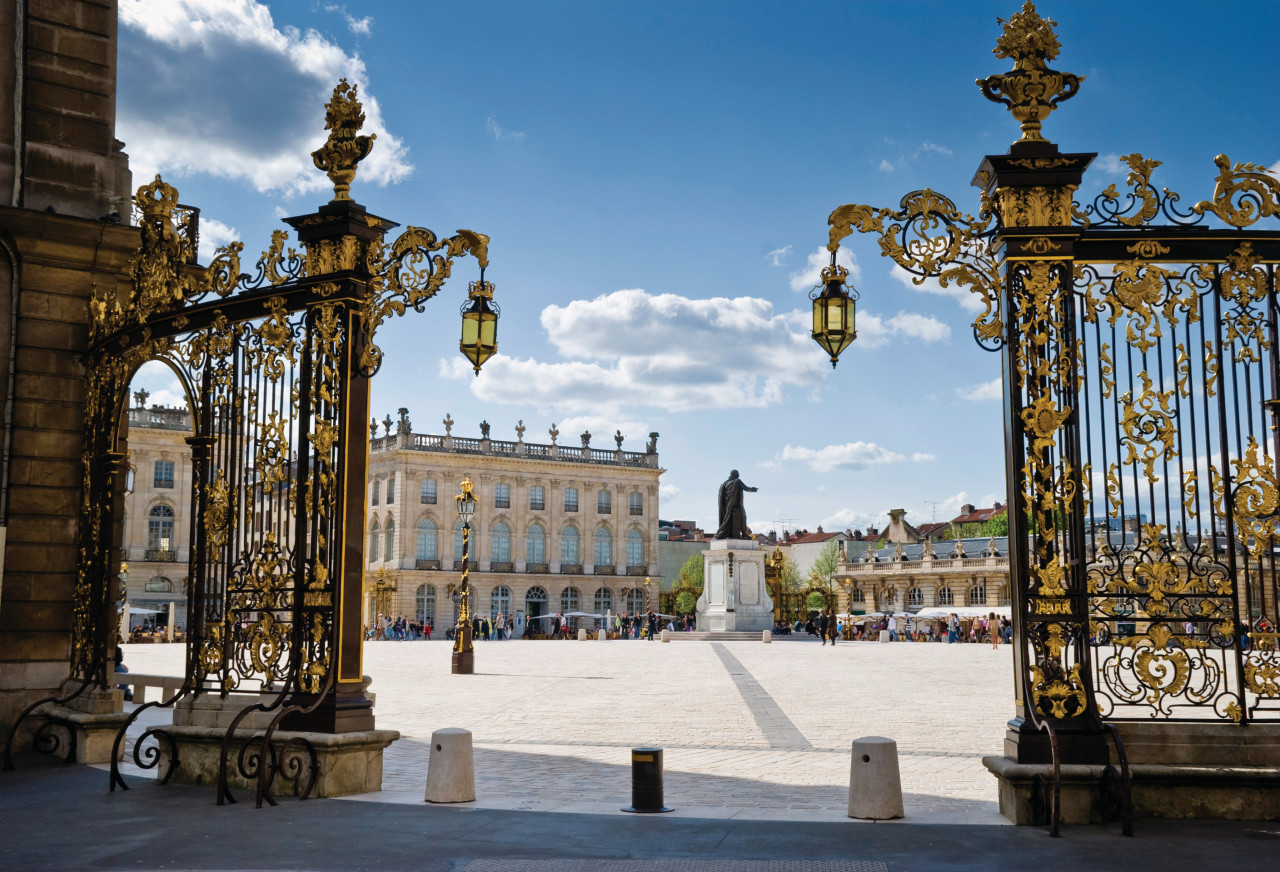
[696,540,772,633]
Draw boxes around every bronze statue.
[715,469,758,540]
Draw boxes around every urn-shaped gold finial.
[976,2,1083,146]
[311,79,377,202]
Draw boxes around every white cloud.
[1095,153,1127,176]
[888,263,986,314]
[197,217,239,264]
[911,452,936,463]
[878,158,895,173]
[845,310,950,351]
[789,245,860,293]
[118,0,411,197]
[659,483,681,501]
[819,508,870,530]
[956,377,1003,402]
[441,289,828,415]
[130,360,189,409]
[552,416,649,448]
[918,142,953,156]
[486,115,526,143]
[765,245,792,267]
[775,441,933,473]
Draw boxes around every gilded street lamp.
[460,272,499,375]
[810,253,858,368]
[452,476,477,674]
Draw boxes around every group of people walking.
[367,614,431,641]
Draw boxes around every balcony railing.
[526,563,549,573]
[530,501,545,511]
[495,499,510,509]
[630,507,643,516]
[491,561,514,573]
[598,505,611,514]
[145,549,177,562]
[564,503,578,513]
[415,559,441,570]
[626,565,648,576]
[593,565,616,575]
[452,559,478,571]
[559,564,583,575]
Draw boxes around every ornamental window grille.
[624,587,645,613]
[421,479,436,504]
[153,460,174,489]
[527,523,546,564]
[416,518,438,561]
[560,586,580,613]
[593,527,613,567]
[561,525,580,564]
[492,523,511,563]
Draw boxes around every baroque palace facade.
[365,411,664,635]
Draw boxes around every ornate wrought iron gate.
[821,2,1280,815]
[3,82,495,806]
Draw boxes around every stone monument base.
[25,680,127,765]
[696,539,773,633]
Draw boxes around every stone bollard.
[425,728,475,803]
[597,629,607,641]
[879,629,891,643]
[762,630,772,643]
[577,628,588,641]
[661,629,670,642]
[847,736,904,820]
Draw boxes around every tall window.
[594,587,613,614]
[564,487,578,512]
[561,525,580,564]
[495,483,510,508]
[597,489,611,514]
[908,587,924,607]
[560,586,580,612]
[371,480,380,506]
[369,519,380,563]
[386,475,395,504]
[529,485,545,511]
[852,589,865,604]
[416,518,438,561]
[421,479,437,504]
[492,523,511,563]
[490,585,511,619]
[148,505,174,552]
[624,588,644,613]
[629,492,643,516]
[937,587,954,606]
[153,460,174,489]
[594,527,612,566]
[626,529,644,567]
[968,583,987,606]
[384,519,395,561]
[526,523,546,564]
[416,584,436,625]
[145,576,172,592]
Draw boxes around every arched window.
[416,584,437,625]
[416,518,438,561]
[525,585,548,604]
[148,504,175,553]
[560,586,580,612]
[594,587,613,614]
[626,529,644,567]
[491,585,511,619]
[526,523,546,564]
[593,527,612,567]
[492,522,511,564]
[876,589,894,611]
[851,588,865,604]
[561,525,580,564]
[968,583,987,606]
[384,518,395,561]
[908,587,924,607]
[368,519,380,563]
[623,587,645,614]
[937,587,954,606]
[145,576,172,592]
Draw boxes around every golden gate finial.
[976,2,1083,146]
[311,79,377,202]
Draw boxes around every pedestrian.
[818,609,830,646]
[647,611,657,641]
[989,612,1000,648]
[424,620,432,641]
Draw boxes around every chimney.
[993,501,1004,511]
[960,504,975,516]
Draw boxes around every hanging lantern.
[459,271,499,375]
[456,475,477,525]
[810,259,857,367]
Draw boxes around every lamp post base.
[451,650,474,675]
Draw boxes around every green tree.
[809,539,841,592]
[981,511,1009,537]
[676,552,704,592]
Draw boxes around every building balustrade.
[525,563,549,573]
[626,565,648,576]
[593,565,616,575]
[145,549,177,562]
[559,564,583,574]
[415,559,441,570]
[491,561,514,573]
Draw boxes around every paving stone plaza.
[119,637,1012,824]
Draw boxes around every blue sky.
[117,0,1278,536]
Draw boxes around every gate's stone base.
[157,688,397,798]
[985,722,1280,823]
[159,723,400,798]
[34,682,127,765]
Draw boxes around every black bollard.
[622,747,672,813]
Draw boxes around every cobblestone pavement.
[119,636,1015,825]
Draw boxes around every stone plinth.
[32,681,127,764]
[696,540,773,633]
[985,723,1280,823]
